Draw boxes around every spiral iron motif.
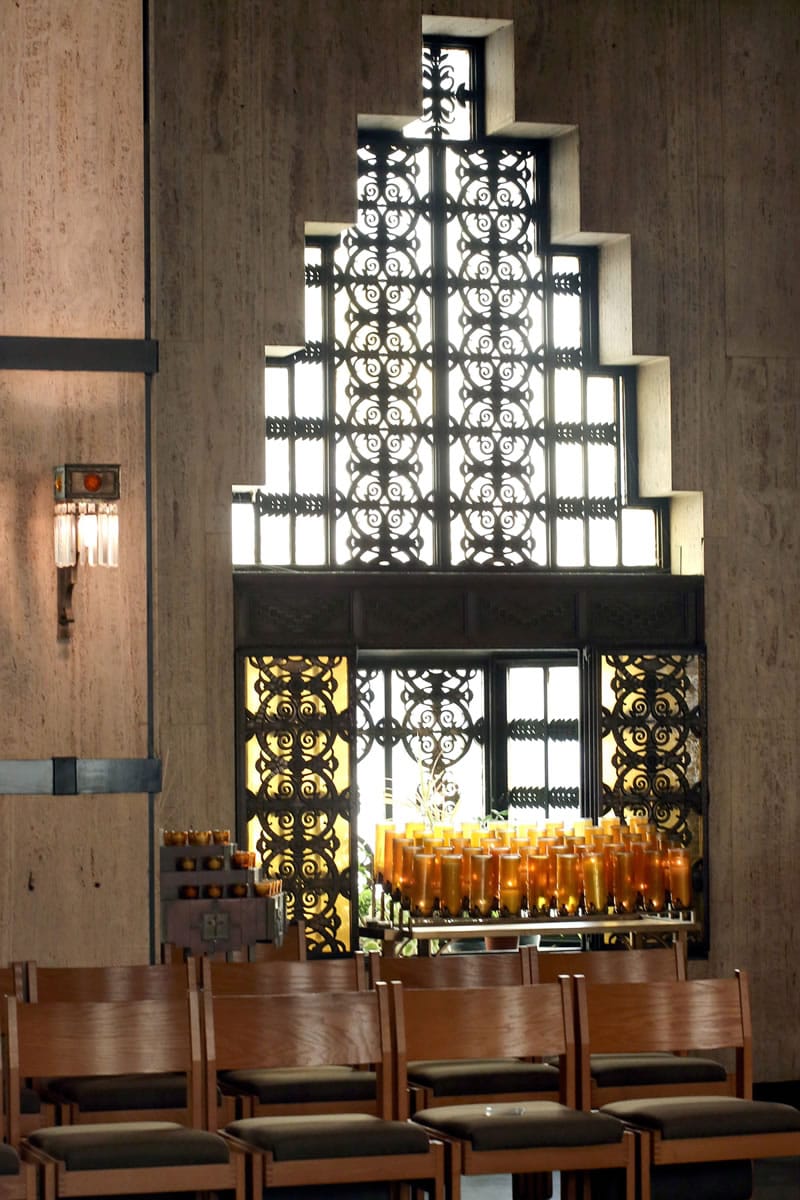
[334,140,433,565]
[600,654,704,849]
[244,655,353,954]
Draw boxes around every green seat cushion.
[601,1095,800,1140]
[413,1101,625,1152]
[590,1054,727,1088]
[27,1121,230,1171]
[226,1112,431,1161]
[43,1073,186,1112]
[219,1066,375,1104]
[0,1145,22,1176]
[407,1059,559,1097]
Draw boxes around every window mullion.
[429,138,451,569]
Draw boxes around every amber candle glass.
[392,836,412,897]
[630,840,649,906]
[469,853,494,916]
[489,845,511,905]
[439,853,463,916]
[556,852,580,914]
[498,853,522,915]
[611,848,636,912]
[411,852,435,917]
[382,826,397,890]
[374,822,393,883]
[401,841,419,905]
[525,852,551,913]
[461,845,482,903]
[642,849,666,911]
[667,847,691,908]
[581,849,606,913]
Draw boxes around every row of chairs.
[0,946,695,1136]
[4,969,800,1200]
[9,940,685,1007]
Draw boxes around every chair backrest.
[200,950,366,994]
[203,984,394,1125]
[574,971,752,1102]
[370,947,532,988]
[27,958,197,1002]
[251,919,307,962]
[2,990,205,1145]
[389,978,575,1119]
[0,963,26,1001]
[531,943,685,984]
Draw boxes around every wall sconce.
[53,464,120,638]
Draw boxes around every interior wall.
[3,0,799,1080]
[0,0,149,965]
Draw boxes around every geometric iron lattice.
[600,652,706,941]
[232,39,663,571]
[242,654,354,955]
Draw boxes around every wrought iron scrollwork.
[243,655,354,954]
[601,653,705,849]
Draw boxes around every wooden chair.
[370,946,533,988]
[393,980,635,1200]
[4,991,243,1200]
[251,918,307,962]
[0,965,44,1139]
[202,952,369,1121]
[572,971,732,1110]
[530,943,685,985]
[26,960,197,1126]
[371,949,544,1117]
[201,949,366,994]
[0,967,36,1200]
[207,984,445,1199]
[532,945,731,1109]
[582,971,800,1200]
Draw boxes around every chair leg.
[512,1172,553,1200]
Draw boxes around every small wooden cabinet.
[160,842,285,958]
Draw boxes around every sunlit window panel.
[231,504,255,566]
[551,255,583,349]
[233,38,664,570]
[553,368,582,422]
[505,661,580,820]
[555,518,585,567]
[586,374,615,422]
[355,664,486,834]
[589,517,619,566]
[621,506,659,566]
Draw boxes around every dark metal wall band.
[0,337,159,374]
[0,758,163,796]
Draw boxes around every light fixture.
[53,464,120,638]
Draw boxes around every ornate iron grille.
[241,654,354,954]
[355,664,486,829]
[600,653,705,930]
[232,39,663,571]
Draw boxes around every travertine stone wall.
[0,1,148,965]
[3,0,799,1079]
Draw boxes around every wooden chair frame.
[201,953,369,1121]
[369,946,533,988]
[201,949,366,994]
[206,983,445,1199]
[4,991,242,1200]
[574,973,735,1109]
[25,960,198,1127]
[576,970,800,1200]
[530,943,686,985]
[393,979,635,1200]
